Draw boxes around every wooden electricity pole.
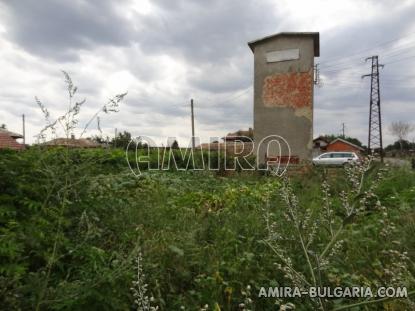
[22,114,26,145]
[114,128,117,148]
[191,98,195,150]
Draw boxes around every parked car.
[312,152,360,166]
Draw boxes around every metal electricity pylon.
[362,55,384,162]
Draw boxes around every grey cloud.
[320,2,415,62]
[188,57,252,93]
[1,0,134,61]
[1,0,415,146]
[136,0,278,63]
[312,1,415,144]
[126,0,279,95]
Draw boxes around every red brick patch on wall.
[262,70,312,108]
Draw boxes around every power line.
[320,38,415,75]
[384,54,415,65]
[322,40,415,68]
[322,50,415,74]
[322,64,365,74]
[171,86,253,109]
[321,50,415,78]
[379,42,415,60]
[320,31,415,66]
[202,86,252,107]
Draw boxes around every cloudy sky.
[1,0,415,146]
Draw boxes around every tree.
[385,140,414,152]
[171,140,179,149]
[1,124,6,129]
[110,131,146,150]
[389,121,414,151]
[112,131,133,149]
[90,135,108,145]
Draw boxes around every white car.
[312,152,360,166]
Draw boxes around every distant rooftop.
[0,129,25,150]
[248,32,320,56]
[0,128,23,139]
[43,138,102,148]
[223,128,253,142]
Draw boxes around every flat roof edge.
[248,32,320,57]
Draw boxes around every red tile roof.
[43,138,101,148]
[223,128,254,142]
[329,138,365,151]
[0,132,25,150]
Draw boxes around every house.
[326,138,365,154]
[313,136,365,156]
[198,128,254,156]
[43,137,102,148]
[313,136,329,150]
[222,128,253,142]
[312,136,329,156]
[0,128,25,150]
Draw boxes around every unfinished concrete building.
[248,32,320,164]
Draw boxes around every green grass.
[0,148,414,310]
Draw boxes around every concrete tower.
[248,32,320,165]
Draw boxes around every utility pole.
[362,55,384,162]
[191,98,195,150]
[22,114,26,146]
[114,128,117,148]
[341,122,345,138]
